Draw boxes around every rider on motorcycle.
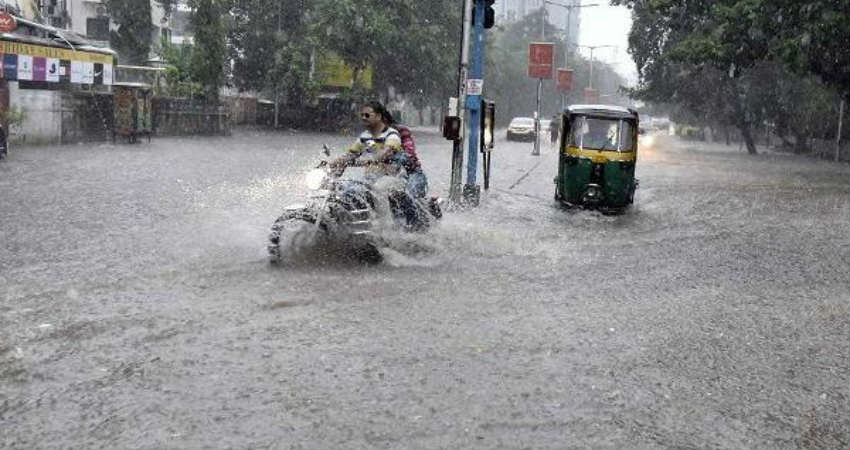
[329,101,403,179]
[329,101,426,229]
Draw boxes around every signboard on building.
[0,13,17,33]
[557,69,573,91]
[0,39,113,85]
[46,58,59,82]
[527,42,554,79]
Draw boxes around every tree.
[103,0,154,65]
[230,0,318,125]
[761,2,850,102]
[310,0,460,108]
[186,0,229,100]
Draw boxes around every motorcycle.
[268,146,442,263]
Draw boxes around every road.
[1,128,848,449]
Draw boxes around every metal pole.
[563,2,572,110]
[588,47,594,90]
[532,78,542,156]
[464,0,485,204]
[837,99,845,162]
[541,5,545,40]
[450,0,474,204]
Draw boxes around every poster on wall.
[46,58,59,82]
[82,62,94,84]
[33,57,46,81]
[70,60,83,83]
[3,53,17,80]
[17,54,32,80]
[102,64,113,85]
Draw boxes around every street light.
[543,1,600,108]
[576,44,616,90]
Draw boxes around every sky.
[576,3,637,85]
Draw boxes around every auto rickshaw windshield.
[568,116,635,152]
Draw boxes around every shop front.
[0,11,115,144]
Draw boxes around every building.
[496,0,582,47]
[0,1,116,144]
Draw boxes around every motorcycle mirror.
[322,144,331,157]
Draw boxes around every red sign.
[527,42,554,79]
[557,69,574,91]
[584,88,599,104]
[0,12,16,33]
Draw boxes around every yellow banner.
[315,52,373,89]
[0,40,114,65]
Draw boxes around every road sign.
[557,69,574,91]
[527,42,554,79]
[466,78,483,96]
[584,87,599,104]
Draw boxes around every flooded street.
[2,129,848,449]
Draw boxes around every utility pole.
[837,98,845,162]
[532,5,547,157]
[463,0,491,205]
[577,44,615,90]
[449,0,474,204]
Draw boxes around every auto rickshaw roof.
[566,104,638,120]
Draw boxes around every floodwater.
[1,128,848,449]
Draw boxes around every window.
[569,116,635,152]
[87,17,110,41]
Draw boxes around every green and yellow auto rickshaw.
[554,105,639,212]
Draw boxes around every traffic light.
[480,99,495,151]
[474,0,495,29]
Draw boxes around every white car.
[506,117,536,141]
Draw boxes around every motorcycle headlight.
[305,168,326,190]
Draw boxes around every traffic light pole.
[463,0,487,204]
[449,0,473,204]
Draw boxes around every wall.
[8,82,63,145]
[153,98,230,136]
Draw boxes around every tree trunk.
[728,78,758,155]
[793,131,808,154]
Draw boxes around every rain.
[1,1,849,449]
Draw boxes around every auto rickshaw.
[554,105,639,213]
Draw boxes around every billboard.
[527,42,554,79]
[315,51,373,89]
[584,88,599,104]
[557,69,573,91]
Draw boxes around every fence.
[152,98,231,136]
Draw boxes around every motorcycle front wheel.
[268,211,318,264]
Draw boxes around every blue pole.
[465,0,486,188]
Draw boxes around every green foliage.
[1,105,27,132]
[156,0,179,16]
[613,0,848,154]
[229,0,319,105]
[309,0,460,109]
[160,40,203,98]
[103,0,154,65]
[186,0,228,100]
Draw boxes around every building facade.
[0,0,116,144]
